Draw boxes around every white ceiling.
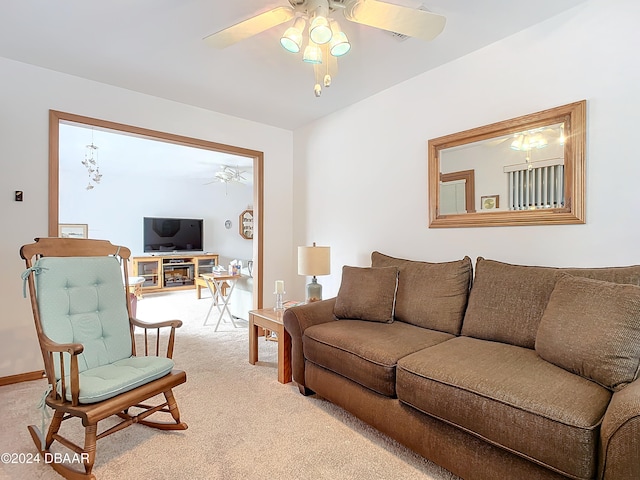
[0,0,588,131]
[59,122,254,182]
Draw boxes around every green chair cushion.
[33,256,133,378]
[59,355,175,404]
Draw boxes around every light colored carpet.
[0,290,459,480]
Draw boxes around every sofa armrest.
[283,298,337,394]
[599,377,640,479]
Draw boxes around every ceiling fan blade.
[344,0,445,41]
[204,6,295,48]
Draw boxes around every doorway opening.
[48,110,264,309]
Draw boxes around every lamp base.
[306,276,323,303]
[274,292,285,311]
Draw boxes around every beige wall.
[0,57,294,377]
[293,0,640,297]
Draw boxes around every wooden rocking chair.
[20,237,187,480]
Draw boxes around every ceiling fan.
[205,0,446,48]
[205,165,249,184]
[205,166,250,196]
[204,0,445,96]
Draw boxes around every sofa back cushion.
[462,258,640,349]
[371,252,472,334]
[536,274,640,391]
[334,266,398,323]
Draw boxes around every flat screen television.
[143,217,203,253]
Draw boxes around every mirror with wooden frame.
[428,100,586,228]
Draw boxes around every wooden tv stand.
[131,253,219,293]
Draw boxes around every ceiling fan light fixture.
[309,15,332,44]
[215,170,233,181]
[533,135,548,149]
[329,31,350,56]
[303,41,323,64]
[207,0,448,98]
[280,17,306,53]
[511,132,549,151]
[510,135,525,151]
[328,19,350,56]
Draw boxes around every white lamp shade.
[303,42,323,64]
[280,17,306,53]
[280,28,303,53]
[298,245,331,276]
[329,31,351,56]
[309,16,332,44]
[329,20,351,57]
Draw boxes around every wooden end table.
[249,308,292,384]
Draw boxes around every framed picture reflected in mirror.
[481,195,499,210]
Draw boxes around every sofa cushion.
[371,252,472,334]
[536,275,640,391]
[397,336,611,480]
[303,320,453,397]
[334,266,398,323]
[462,258,640,349]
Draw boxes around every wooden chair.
[20,237,187,480]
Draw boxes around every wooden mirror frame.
[428,100,586,228]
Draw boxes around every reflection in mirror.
[440,123,564,212]
[429,101,585,227]
[440,169,475,214]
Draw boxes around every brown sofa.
[283,252,640,480]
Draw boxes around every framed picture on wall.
[58,223,88,239]
[480,195,500,210]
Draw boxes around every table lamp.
[298,242,331,302]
